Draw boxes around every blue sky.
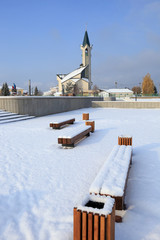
[0,0,160,91]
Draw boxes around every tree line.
[0,83,42,96]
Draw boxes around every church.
[57,31,92,94]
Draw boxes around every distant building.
[57,30,92,94]
[9,86,25,95]
[43,86,59,96]
[100,89,133,98]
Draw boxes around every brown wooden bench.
[58,125,92,147]
[50,118,75,129]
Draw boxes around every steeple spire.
[82,30,90,47]
[81,30,92,90]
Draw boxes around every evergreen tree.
[142,73,154,95]
[1,83,10,96]
[65,82,74,94]
[73,84,80,96]
[34,86,39,96]
[154,86,157,94]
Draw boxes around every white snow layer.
[76,194,115,216]
[1,107,160,240]
[58,125,91,138]
[51,118,74,124]
[89,145,132,196]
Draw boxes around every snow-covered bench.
[50,118,75,129]
[58,125,92,147]
[89,145,132,210]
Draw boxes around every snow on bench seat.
[50,118,75,129]
[58,125,92,147]
[89,145,132,210]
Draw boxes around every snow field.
[0,107,160,239]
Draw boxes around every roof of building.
[61,65,87,83]
[82,30,90,47]
[106,88,133,93]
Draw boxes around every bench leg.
[62,143,74,148]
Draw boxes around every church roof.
[82,31,90,47]
[61,66,87,83]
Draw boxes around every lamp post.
[29,79,31,96]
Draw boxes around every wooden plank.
[111,203,115,240]
[74,209,82,240]
[85,121,95,132]
[94,214,99,240]
[115,196,123,210]
[100,215,105,240]
[50,123,53,128]
[106,214,112,240]
[88,212,93,240]
[83,113,89,120]
[73,208,78,240]
[63,138,67,145]
[82,211,87,240]
[58,138,63,144]
[71,127,92,144]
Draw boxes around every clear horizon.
[0,0,160,92]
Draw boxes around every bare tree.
[132,86,141,95]
[92,85,99,96]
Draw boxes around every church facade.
[57,31,92,94]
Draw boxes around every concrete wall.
[0,96,102,117]
[92,101,160,109]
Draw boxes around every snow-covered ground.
[1,107,160,240]
[136,98,160,101]
[124,97,160,102]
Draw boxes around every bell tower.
[81,30,92,89]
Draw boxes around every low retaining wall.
[0,96,102,117]
[92,101,160,109]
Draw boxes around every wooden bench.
[82,113,89,120]
[85,120,95,132]
[118,135,132,146]
[89,145,132,211]
[50,118,75,129]
[74,195,115,240]
[58,125,92,147]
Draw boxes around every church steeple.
[82,30,90,47]
[81,30,92,89]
